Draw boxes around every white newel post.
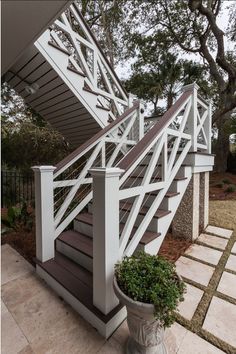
[32,166,56,262]
[89,167,124,315]
[182,82,199,152]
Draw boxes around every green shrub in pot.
[114,251,186,354]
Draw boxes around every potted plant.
[114,251,186,354]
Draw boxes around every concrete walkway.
[1,228,234,354]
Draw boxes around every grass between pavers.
[175,200,236,354]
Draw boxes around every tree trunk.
[214,118,230,173]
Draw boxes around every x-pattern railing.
[49,2,129,120]
[53,103,140,237]
[116,85,211,257]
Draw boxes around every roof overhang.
[1,0,72,76]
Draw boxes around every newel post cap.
[31,165,56,173]
[182,82,200,93]
[89,167,124,178]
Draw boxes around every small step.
[57,230,93,258]
[128,176,187,182]
[120,202,171,219]
[75,212,161,245]
[150,191,180,198]
[67,65,86,77]
[48,40,70,55]
[83,86,98,96]
[35,252,123,325]
[96,104,110,112]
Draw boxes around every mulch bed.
[158,233,192,263]
[210,172,236,200]
[1,228,36,266]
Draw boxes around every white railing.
[115,83,211,257]
[53,102,143,238]
[48,2,129,119]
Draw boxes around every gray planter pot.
[113,277,167,354]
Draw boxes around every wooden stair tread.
[58,230,93,258]
[36,253,123,323]
[128,175,187,182]
[75,213,160,245]
[67,66,86,77]
[83,87,98,96]
[120,202,171,219]
[96,104,110,112]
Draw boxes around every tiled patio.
[1,224,235,354]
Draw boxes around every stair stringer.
[35,30,110,129]
[143,166,192,255]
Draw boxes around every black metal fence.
[1,170,34,208]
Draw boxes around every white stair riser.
[74,219,93,238]
[56,240,93,272]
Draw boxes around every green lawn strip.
[175,313,236,354]
[175,230,236,353]
[215,291,236,306]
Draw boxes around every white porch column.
[89,167,124,315]
[182,83,199,152]
[199,172,209,232]
[32,166,56,262]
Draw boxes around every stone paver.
[205,225,233,239]
[198,233,228,250]
[203,296,236,348]
[177,330,225,354]
[185,244,222,266]
[1,299,8,315]
[231,242,236,254]
[177,283,203,320]
[1,311,29,354]
[1,244,34,285]
[164,323,188,354]
[217,271,236,299]
[225,254,236,272]
[175,256,215,286]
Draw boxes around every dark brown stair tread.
[54,251,92,287]
[67,66,86,77]
[165,192,180,198]
[57,230,93,258]
[83,87,98,96]
[36,255,123,323]
[120,202,171,219]
[96,104,110,111]
[128,175,187,182]
[76,213,160,245]
[119,223,160,245]
[48,41,70,55]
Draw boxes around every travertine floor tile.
[185,244,222,266]
[198,233,228,250]
[177,283,203,320]
[18,345,35,354]
[1,244,34,285]
[225,254,236,272]
[164,323,188,354]
[178,330,225,354]
[175,257,214,286]
[1,299,8,315]
[112,320,129,346]
[1,311,28,354]
[97,338,124,354]
[231,242,236,254]
[203,296,236,348]
[205,225,233,239]
[217,271,236,299]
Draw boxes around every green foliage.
[225,184,236,193]
[115,251,186,327]
[222,178,231,185]
[1,201,34,232]
[216,182,224,188]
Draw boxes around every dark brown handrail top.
[54,101,139,175]
[118,90,192,172]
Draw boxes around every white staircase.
[4,1,214,339]
[4,2,129,147]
